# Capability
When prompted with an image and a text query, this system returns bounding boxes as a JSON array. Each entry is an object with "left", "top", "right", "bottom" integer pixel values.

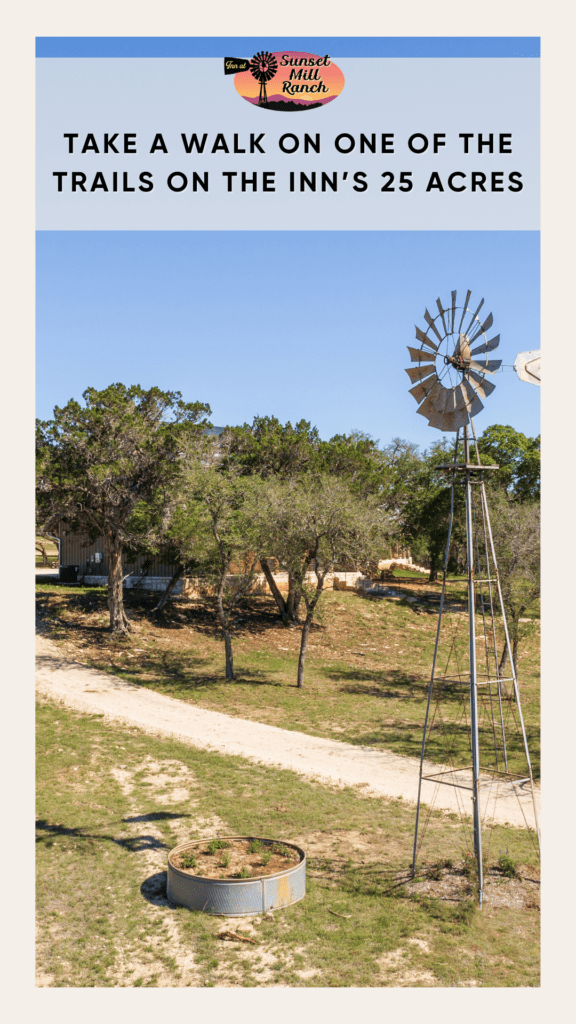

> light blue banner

[{"left": 36, "top": 56, "right": 539, "bottom": 231}]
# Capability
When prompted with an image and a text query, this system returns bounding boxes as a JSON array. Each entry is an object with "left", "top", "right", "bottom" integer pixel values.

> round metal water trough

[{"left": 167, "top": 837, "right": 306, "bottom": 917}]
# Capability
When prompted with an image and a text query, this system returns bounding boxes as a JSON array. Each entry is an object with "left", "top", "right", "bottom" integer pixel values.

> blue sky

[
  {"left": 36, "top": 37, "right": 540, "bottom": 58},
  {"left": 36, "top": 230, "right": 540, "bottom": 451}
]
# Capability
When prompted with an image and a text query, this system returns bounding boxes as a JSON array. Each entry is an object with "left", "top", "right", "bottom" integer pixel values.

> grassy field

[
  {"left": 36, "top": 578, "right": 541, "bottom": 778},
  {"left": 36, "top": 697, "right": 540, "bottom": 988}
]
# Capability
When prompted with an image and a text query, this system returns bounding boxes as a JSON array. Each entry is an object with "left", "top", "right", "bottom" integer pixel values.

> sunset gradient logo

[{"left": 225, "top": 51, "right": 345, "bottom": 113}]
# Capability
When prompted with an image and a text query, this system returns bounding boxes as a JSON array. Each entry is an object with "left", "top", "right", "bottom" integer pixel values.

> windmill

[
  {"left": 248, "top": 51, "right": 278, "bottom": 106},
  {"left": 406, "top": 291, "right": 540, "bottom": 907}
]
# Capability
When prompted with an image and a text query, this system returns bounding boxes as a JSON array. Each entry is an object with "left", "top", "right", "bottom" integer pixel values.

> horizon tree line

[{"left": 36, "top": 383, "right": 540, "bottom": 683}]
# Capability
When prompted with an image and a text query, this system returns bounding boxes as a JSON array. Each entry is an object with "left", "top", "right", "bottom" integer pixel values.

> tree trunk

[
  {"left": 297, "top": 613, "right": 313, "bottom": 688},
  {"left": 36, "top": 542, "right": 49, "bottom": 566},
  {"left": 287, "top": 576, "right": 302, "bottom": 625},
  {"left": 260, "top": 558, "right": 290, "bottom": 624},
  {"left": 499, "top": 610, "right": 521, "bottom": 677},
  {"left": 106, "top": 534, "right": 131, "bottom": 633},
  {"left": 154, "top": 564, "right": 184, "bottom": 616},
  {"left": 216, "top": 580, "right": 235, "bottom": 680},
  {"left": 223, "top": 630, "right": 234, "bottom": 680},
  {"left": 499, "top": 637, "right": 519, "bottom": 678}
]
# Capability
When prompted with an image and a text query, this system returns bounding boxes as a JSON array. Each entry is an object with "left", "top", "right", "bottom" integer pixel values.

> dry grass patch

[{"left": 36, "top": 584, "right": 540, "bottom": 778}]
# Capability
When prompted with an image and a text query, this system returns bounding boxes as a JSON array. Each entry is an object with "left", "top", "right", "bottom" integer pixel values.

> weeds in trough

[
  {"left": 207, "top": 839, "right": 230, "bottom": 856},
  {"left": 272, "top": 843, "right": 292, "bottom": 858}
]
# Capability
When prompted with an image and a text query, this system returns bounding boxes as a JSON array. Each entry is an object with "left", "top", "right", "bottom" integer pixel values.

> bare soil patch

[{"left": 171, "top": 838, "right": 301, "bottom": 880}]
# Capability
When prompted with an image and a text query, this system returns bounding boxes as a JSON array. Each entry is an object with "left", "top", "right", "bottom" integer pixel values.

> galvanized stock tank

[{"left": 167, "top": 837, "right": 306, "bottom": 917}]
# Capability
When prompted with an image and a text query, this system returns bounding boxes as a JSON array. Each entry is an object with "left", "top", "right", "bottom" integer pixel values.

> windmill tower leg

[
  {"left": 464, "top": 425, "right": 484, "bottom": 905},
  {"left": 480, "top": 477, "right": 541, "bottom": 847},
  {"left": 412, "top": 433, "right": 459, "bottom": 876}
]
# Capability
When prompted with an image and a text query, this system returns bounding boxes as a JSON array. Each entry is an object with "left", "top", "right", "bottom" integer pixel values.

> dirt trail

[{"left": 36, "top": 633, "right": 539, "bottom": 830}]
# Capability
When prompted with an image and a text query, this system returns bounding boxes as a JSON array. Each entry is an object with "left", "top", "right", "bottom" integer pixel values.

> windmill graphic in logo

[{"left": 248, "top": 51, "right": 278, "bottom": 106}]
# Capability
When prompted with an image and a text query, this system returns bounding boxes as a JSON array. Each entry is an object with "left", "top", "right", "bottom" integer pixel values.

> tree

[
  {"left": 185, "top": 468, "right": 265, "bottom": 680},
  {"left": 477, "top": 425, "right": 540, "bottom": 501},
  {"left": 36, "top": 384, "right": 211, "bottom": 633},
  {"left": 35, "top": 532, "right": 58, "bottom": 566},
  {"left": 220, "top": 416, "right": 322, "bottom": 624},
  {"left": 487, "top": 487, "right": 540, "bottom": 674},
  {"left": 222, "top": 418, "right": 396, "bottom": 624},
  {"left": 221, "top": 415, "right": 321, "bottom": 480},
  {"left": 259, "top": 475, "right": 387, "bottom": 688},
  {"left": 401, "top": 437, "right": 466, "bottom": 581},
  {"left": 125, "top": 432, "right": 221, "bottom": 617}
]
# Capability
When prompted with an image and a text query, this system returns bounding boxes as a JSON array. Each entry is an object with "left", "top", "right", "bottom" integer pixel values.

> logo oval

[{"left": 234, "top": 51, "right": 345, "bottom": 112}]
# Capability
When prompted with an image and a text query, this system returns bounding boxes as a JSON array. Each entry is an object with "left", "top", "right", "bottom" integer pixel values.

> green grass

[
  {"left": 36, "top": 584, "right": 541, "bottom": 779},
  {"left": 36, "top": 698, "right": 540, "bottom": 988}
]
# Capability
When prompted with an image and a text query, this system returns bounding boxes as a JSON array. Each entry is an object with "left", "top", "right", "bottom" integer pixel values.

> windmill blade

[
  {"left": 453, "top": 384, "right": 469, "bottom": 412},
  {"left": 426, "top": 408, "right": 459, "bottom": 432},
  {"left": 460, "top": 379, "right": 484, "bottom": 418},
  {"left": 453, "top": 405, "right": 471, "bottom": 430},
  {"left": 469, "top": 312, "right": 494, "bottom": 344},
  {"left": 458, "top": 289, "right": 472, "bottom": 333},
  {"left": 450, "top": 290, "right": 457, "bottom": 333},
  {"left": 469, "top": 358, "right": 502, "bottom": 375},
  {"left": 436, "top": 297, "right": 449, "bottom": 337},
  {"left": 443, "top": 388, "right": 471, "bottom": 429},
  {"left": 434, "top": 392, "right": 466, "bottom": 431},
  {"left": 407, "top": 346, "right": 436, "bottom": 364},
  {"left": 470, "top": 334, "right": 500, "bottom": 357},
  {"left": 415, "top": 326, "right": 438, "bottom": 351},
  {"left": 424, "top": 309, "right": 444, "bottom": 343},
  {"left": 468, "top": 370, "right": 496, "bottom": 399},
  {"left": 464, "top": 297, "right": 485, "bottom": 337},
  {"left": 416, "top": 381, "right": 444, "bottom": 420},
  {"left": 418, "top": 386, "right": 465, "bottom": 432},
  {"left": 434, "top": 384, "right": 454, "bottom": 415},
  {"left": 405, "top": 365, "right": 437, "bottom": 385},
  {"left": 409, "top": 378, "right": 437, "bottom": 403}
]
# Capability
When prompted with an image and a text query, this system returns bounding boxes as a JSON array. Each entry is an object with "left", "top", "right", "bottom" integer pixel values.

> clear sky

[{"left": 36, "top": 230, "right": 540, "bottom": 451}]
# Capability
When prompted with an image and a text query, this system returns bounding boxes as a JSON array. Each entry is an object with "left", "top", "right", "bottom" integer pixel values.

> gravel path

[{"left": 36, "top": 633, "right": 539, "bottom": 831}]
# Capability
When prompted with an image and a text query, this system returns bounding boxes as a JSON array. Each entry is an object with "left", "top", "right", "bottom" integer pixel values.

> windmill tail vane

[{"left": 405, "top": 289, "right": 502, "bottom": 432}]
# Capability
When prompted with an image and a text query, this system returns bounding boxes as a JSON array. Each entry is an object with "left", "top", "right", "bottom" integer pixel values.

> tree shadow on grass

[
  {"left": 322, "top": 666, "right": 427, "bottom": 701},
  {"left": 126, "top": 653, "right": 286, "bottom": 693},
  {"left": 37, "top": 588, "right": 310, "bottom": 642},
  {"left": 35, "top": 812, "right": 190, "bottom": 853},
  {"left": 328, "top": 667, "right": 477, "bottom": 708},
  {"left": 310, "top": 853, "right": 414, "bottom": 899}
]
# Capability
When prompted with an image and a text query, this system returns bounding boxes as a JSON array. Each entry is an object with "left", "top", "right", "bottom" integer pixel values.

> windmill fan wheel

[
  {"left": 248, "top": 51, "right": 278, "bottom": 83},
  {"left": 405, "top": 289, "right": 502, "bottom": 432}
]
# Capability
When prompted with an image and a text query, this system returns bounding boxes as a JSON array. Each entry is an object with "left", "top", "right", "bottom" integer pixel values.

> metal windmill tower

[
  {"left": 406, "top": 290, "right": 540, "bottom": 907},
  {"left": 248, "top": 51, "right": 279, "bottom": 106}
]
